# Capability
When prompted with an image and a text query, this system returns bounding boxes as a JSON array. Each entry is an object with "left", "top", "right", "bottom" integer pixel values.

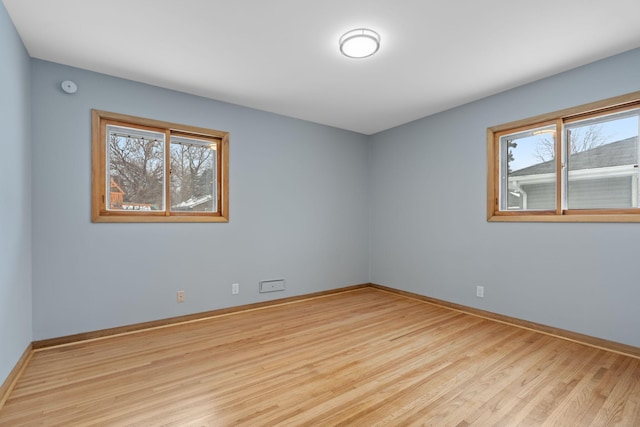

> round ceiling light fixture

[{"left": 339, "top": 28, "right": 380, "bottom": 58}]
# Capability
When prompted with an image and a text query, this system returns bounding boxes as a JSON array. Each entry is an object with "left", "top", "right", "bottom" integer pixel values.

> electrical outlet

[
  {"left": 177, "top": 291, "right": 185, "bottom": 303},
  {"left": 232, "top": 283, "right": 239, "bottom": 295},
  {"left": 476, "top": 286, "right": 484, "bottom": 298}
]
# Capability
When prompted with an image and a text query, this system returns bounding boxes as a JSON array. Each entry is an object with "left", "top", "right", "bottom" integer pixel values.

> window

[
  {"left": 488, "top": 91, "right": 640, "bottom": 222},
  {"left": 92, "top": 110, "right": 229, "bottom": 222}
]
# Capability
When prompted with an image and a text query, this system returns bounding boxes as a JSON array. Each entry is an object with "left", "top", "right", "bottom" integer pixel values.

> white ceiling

[{"left": 4, "top": 0, "right": 640, "bottom": 135}]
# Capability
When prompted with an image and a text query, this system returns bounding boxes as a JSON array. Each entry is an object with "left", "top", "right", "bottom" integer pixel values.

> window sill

[
  {"left": 488, "top": 213, "right": 640, "bottom": 223},
  {"left": 91, "top": 213, "right": 229, "bottom": 223}
]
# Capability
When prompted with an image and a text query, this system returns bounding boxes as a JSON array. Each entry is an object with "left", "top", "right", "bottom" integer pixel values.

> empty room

[{"left": 2, "top": 0, "right": 640, "bottom": 425}]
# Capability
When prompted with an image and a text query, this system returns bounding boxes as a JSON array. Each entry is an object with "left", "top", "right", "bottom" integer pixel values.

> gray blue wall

[
  {"left": 30, "top": 60, "right": 370, "bottom": 340},
  {"left": 370, "top": 48, "right": 640, "bottom": 347},
  {"left": 0, "top": 3, "right": 32, "bottom": 384}
]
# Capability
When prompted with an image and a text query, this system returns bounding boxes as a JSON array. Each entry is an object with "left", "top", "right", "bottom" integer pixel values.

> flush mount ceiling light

[{"left": 339, "top": 28, "right": 380, "bottom": 58}]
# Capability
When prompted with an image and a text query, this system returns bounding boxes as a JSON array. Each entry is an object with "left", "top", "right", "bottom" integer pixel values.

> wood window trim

[
  {"left": 487, "top": 91, "right": 640, "bottom": 223},
  {"left": 92, "top": 110, "right": 229, "bottom": 223}
]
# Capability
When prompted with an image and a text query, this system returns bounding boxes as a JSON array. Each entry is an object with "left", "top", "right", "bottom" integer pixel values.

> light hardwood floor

[{"left": 1, "top": 288, "right": 639, "bottom": 426}]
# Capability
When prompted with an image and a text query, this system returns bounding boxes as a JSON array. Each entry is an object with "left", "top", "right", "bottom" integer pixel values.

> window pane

[
  {"left": 566, "top": 110, "right": 639, "bottom": 209},
  {"left": 106, "top": 125, "right": 165, "bottom": 211},
  {"left": 500, "top": 125, "right": 556, "bottom": 211},
  {"left": 170, "top": 136, "right": 217, "bottom": 212}
]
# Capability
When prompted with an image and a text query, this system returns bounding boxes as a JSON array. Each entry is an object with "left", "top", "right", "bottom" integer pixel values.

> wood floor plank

[{"left": 1, "top": 288, "right": 639, "bottom": 426}]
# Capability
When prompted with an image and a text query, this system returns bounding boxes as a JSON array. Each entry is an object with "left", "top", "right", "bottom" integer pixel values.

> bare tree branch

[{"left": 532, "top": 124, "right": 610, "bottom": 163}]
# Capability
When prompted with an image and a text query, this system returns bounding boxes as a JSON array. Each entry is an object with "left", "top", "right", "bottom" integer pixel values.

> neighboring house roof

[
  {"left": 109, "top": 177, "right": 125, "bottom": 195},
  {"left": 172, "top": 194, "right": 213, "bottom": 210},
  {"left": 511, "top": 136, "right": 638, "bottom": 176}
]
